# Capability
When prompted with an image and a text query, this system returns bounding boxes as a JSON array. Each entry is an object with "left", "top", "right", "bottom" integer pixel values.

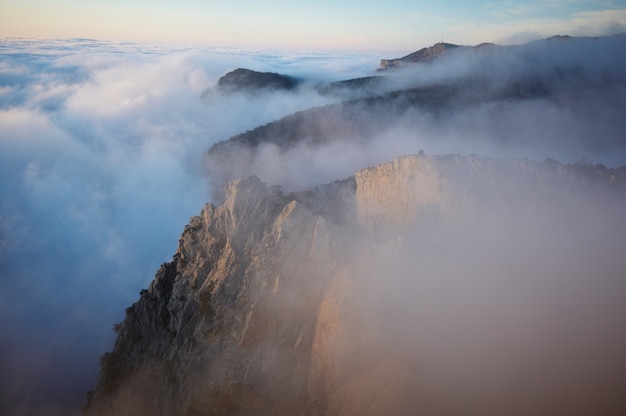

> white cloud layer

[
  {"left": 2, "top": 34, "right": 626, "bottom": 414},
  {"left": 0, "top": 38, "right": 381, "bottom": 415}
]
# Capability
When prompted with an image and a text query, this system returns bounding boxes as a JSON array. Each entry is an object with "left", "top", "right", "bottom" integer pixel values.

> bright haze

[
  {"left": 1, "top": 1, "right": 626, "bottom": 415},
  {"left": 2, "top": 0, "right": 626, "bottom": 49}
]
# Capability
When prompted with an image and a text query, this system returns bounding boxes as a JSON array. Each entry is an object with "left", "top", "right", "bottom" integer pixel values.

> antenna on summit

[{"left": 440, "top": 34, "right": 443, "bottom": 44}]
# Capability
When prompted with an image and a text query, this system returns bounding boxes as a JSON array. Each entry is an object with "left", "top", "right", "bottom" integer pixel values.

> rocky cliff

[
  {"left": 379, "top": 42, "right": 467, "bottom": 70},
  {"left": 84, "top": 154, "right": 626, "bottom": 416}
]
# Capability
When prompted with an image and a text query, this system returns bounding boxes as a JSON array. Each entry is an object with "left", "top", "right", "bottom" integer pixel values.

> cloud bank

[
  {"left": 0, "top": 38, "right": 381, "bottom": 415},
  {"left": 206, "top": 35, "right": 626, "bottom": 194},
  {"left": 2, "top": 34, "right": 626, "bottom": 415}
]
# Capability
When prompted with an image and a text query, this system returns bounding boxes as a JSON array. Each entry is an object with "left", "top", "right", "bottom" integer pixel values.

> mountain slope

[
  {"left": 205, "top": 34, "right": 626, "bottom": 192},
  {"left": 84, "top": 154, "right": 626, "bottom": 416},
  {"left": 379, "top": 42, "right": 469, "bottom": 70},
  {"left": 377, "top": 34, "right": 612, "bottom": 71}
]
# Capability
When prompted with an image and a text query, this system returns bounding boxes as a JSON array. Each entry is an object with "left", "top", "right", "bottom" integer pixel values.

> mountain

[
  {"left": 202, "top": 68, "right": 300, "bottom": 97},
  {"left": 205, "top": 34, "right": 626, "bottom": 193},
  {"left": 376, "top": 34, "right": 602, "bottom": 71},
  {"left": 206, "top": 72, "right": 567, "bottom": 190},
  {"left": 379, "top": 42, "right": 471, "bottom": 70},
  {"left": 203, "top": 34, "right": 626, "bottom": 101},
  {"left": 84, "top": 154, "right": 626, "bottom": 416},
  {"left": 84, "top": 34, "right": 626, "bottom": 415}
]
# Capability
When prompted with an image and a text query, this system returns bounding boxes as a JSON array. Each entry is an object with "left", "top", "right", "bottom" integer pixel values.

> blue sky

[{"left": 1, "top": 0, "right": 626, "bottom": 49}]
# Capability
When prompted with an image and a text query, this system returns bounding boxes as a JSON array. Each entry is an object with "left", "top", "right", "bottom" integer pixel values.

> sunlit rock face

[
  {"left": 354, "top": 156, "right": 443, "bottom": 230},
  {"left": 84, "top": 154, "right": 626, "bottom": 416}
]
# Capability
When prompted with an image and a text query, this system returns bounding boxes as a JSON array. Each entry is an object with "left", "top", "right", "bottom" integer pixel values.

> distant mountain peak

[
  {"left": 379, "top": 42, "right": 467, "bottom": 70},
  {"left": 214, "top": 68, "right": 299, "bottom": 94},
  {"left": 378, "top": 34, "right": 626, "bottom": 71}
]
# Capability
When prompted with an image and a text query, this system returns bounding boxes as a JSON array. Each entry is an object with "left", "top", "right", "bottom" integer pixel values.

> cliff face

[{"left": 85, "top": 154, "right": 626, "bottom": 416}]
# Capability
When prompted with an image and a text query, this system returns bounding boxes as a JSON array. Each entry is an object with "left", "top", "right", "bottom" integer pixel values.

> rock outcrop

[
  {"left": 202, "top": 68, "right": 299, "bottom": 97},
  {"left": 379, "top": 42, "right": 467, "bottom": 70},
  {"left": 85, "top": 154, "right": 626, "bottom": 416}
]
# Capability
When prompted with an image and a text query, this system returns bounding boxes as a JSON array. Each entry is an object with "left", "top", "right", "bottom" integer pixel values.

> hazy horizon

[{"left": 2, "top": 1, "right": 626, "bottom": 50}]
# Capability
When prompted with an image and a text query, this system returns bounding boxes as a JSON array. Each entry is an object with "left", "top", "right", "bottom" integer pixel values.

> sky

[
  {"left": 1, "top": 2, "right": 625, "bottom": 415},
  {"left": 1, "top": 0, "right": 626, "bottom": 49}
]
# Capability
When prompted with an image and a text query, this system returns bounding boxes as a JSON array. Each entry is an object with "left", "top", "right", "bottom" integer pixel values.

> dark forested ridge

[{"left": 206, "top": 33, "right": 626, "bottom": 188}]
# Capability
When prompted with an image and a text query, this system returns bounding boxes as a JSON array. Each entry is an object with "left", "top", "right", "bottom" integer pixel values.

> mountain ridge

[
  {"left": 204, "top": 33, "right": 626, "bottom": 194},
  {"left": 379, "top": 41, "right": 468, "bottom": 70},
  {"left": 84, "top": 153, "right": 626, "bottom": 415},
  {"left": 83, "top": 32, "right": 626, "bottom": 416},
  {"left": 378, "top": 33, "right": 625, "bottom": 71}
]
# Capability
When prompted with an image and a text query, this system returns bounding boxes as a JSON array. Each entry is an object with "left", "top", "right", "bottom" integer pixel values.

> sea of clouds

[
  {"left": 2, "top": 34, "right": 626, "bottom": 415},
  {"left": 0, "top": 38, "right": 386, "bottom": 415}
]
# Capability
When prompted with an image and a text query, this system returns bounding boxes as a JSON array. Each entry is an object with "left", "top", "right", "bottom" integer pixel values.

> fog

[
  {"left": 199, "top": 35, "right": 626, "bottom": 414},
  {"left": 0, "top": 38, "right": 381, "bottom": 415},
  {"left": 209, "top": 35, "right": 626, "bottom": 193},
  {"left": 345, "top": 161, "right": 626, "bottom": 414},
  {"left": 2, "top": 35, "right": 626, "bottom": 415}
]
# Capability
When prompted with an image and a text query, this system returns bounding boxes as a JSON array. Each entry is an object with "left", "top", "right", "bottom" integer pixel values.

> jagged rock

[{"left": 85, "top": 154, "right": 626, "bottom": 416}]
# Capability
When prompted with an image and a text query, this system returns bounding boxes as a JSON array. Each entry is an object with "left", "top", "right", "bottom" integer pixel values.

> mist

[
  {"left": 91, "top": 153, "right": 626, "bottom": 415},
  {"left": 192, "top": 36, "right": 625, "bottom": 413},
  {"left": 2, "top": 34, "right": 626, "bottom": 415},
  {"left": 353, "top": 184, "right": 626, "bottom": 415},
  {"left": 0, "top": 38, "right": 381, "bottom": 415},
  {"left": 208, "top": 35, "right": 626, "bottom": 193}
]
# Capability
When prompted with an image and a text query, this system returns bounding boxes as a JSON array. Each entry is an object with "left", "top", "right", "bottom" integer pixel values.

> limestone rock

[{"left": 85, "top": 154, "right": 626, "bottom": 416}]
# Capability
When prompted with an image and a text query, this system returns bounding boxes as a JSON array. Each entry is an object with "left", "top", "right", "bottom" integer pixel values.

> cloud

[
  {"left": 355, "top": 179, "right": 626, "bottom": 414},
  {"left": 0, "top": 38, "right": 379, "bottom": 414},
  {"left": 3, "top": 34, "right": 626, "bottom": 414},
  {"left": 568, "top": 9, "right": 626, "bottom": 35},
  {"left": 453, "top": 7, "right": 626, "bottom": 45},
  {"left": 207, "top": 35, "right": 626, "bottom": 196}
]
